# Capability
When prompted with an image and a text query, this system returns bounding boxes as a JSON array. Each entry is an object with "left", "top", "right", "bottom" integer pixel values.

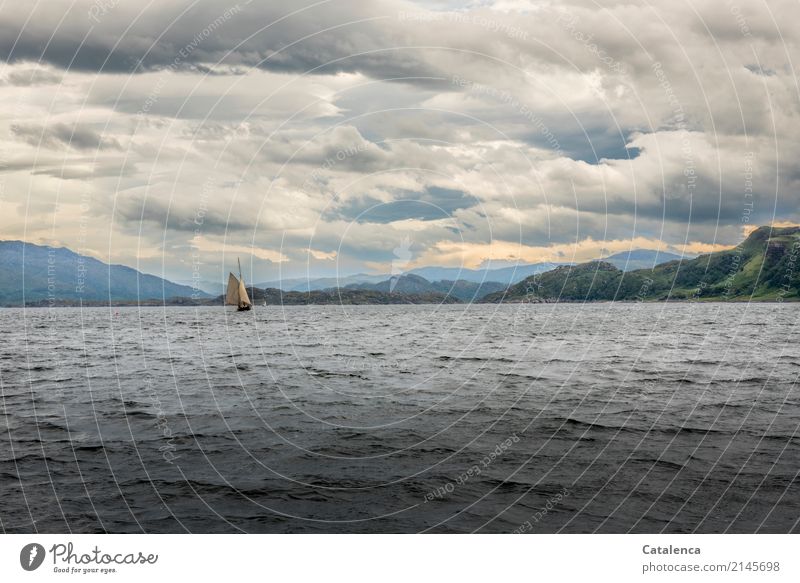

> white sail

[
  {"left": 238, "top": 278, "right": 251, "bottom": 308},
  {"left": 227, "top": 259, "right": 252, "bottom": 310},
  {"left": 226, "top": 272, "right": 240, "bottom": 305}
]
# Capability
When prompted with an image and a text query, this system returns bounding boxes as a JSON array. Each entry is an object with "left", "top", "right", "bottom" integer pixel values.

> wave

[{"left": 629, "top": 457, "right": 686, "bottom": 471}]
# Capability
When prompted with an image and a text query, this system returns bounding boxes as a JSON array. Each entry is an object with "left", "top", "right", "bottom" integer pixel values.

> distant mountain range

[
  {"left": 481, "top": 226, "right": 800, "bottom": 303},
  {"left": 342, "top": 273, "right": 507, "bottom": 302},
  {"left": 246, "top": 286, "right": 461, "bottom": 305},
  {"left": 406, "top": 262, "right": 564, "bottom": 284},
  {"left": 0, "top": 241, "right": 206, "bottom": 306},
  {"left": 256, "top": 273, "right": 390, "bottom": 292},
  {"left": 601, "top": 249, "right": 686, "bottom": 271},
  {"left": 256, "top": 250, "right": 684, "bottom": 292},
  {"left": 255, "top": 262, "right": 566, "bottom": 291},
  {"left": 7, "top": 235, "right": 786, "bottom": 307}
]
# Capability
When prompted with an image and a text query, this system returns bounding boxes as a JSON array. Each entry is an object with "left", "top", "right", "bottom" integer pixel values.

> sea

[{"left": 1, "top": 303, "right": 798, "bottom": 533}]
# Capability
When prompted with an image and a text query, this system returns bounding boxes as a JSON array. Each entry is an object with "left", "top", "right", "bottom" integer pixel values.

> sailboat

[{"left": 226, "top": 258, "right": 252, "bottom": 311}]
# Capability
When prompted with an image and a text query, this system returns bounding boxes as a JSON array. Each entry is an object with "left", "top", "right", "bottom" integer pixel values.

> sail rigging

[
  {"left": 226, "top": 273, "right": 240, "bottom": 305},
  {"left": 237, "top": 277, "right": 251, "bottom": 306},
  {"left": 225, "top": 258, "right": 252, "bottom": 310}
]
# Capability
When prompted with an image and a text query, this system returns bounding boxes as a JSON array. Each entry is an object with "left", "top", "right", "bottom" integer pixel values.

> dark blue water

[{"left": 1, "top": 303, "right": 798, "bottom": 533}]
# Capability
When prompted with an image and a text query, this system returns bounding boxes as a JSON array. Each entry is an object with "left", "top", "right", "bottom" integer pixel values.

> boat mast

[{"left": 237, "top": 257, "right": 253, "bottom": 307}]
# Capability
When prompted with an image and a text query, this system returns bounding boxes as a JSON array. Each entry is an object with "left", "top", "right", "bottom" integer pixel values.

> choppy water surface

[{"left": 1, "top": 303, "right": 799, "bottom": 533}]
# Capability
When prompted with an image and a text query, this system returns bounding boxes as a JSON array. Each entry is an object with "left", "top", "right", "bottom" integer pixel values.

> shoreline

[{"left": 4, "top": 298, "right": 797, "bottom": 308}]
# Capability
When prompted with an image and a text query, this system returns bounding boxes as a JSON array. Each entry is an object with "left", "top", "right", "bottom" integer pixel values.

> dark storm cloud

[
  {"left": 0, "top": 1, "right": 440, "bottom": 81},
  {"left": 329, "top": 186, "right": 476, "bottom": 224},
  {"left": 115, "top": 193, "right": 255, "bottom": 234},
  {"left": 2, "top": 0, "right": 799, "bottom": 278},
  {"left": 10, "top": 122, "right": 121, "bottom": 151}
]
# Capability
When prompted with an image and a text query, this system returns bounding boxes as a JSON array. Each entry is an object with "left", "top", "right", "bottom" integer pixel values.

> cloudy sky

[{"left": 0, "top": 0, "right": 797, "bottom": 285}]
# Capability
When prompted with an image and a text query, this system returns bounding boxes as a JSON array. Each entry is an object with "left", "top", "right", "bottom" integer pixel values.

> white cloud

[{"left": 0, "top": 0, "right": 797, "bottom": 280}]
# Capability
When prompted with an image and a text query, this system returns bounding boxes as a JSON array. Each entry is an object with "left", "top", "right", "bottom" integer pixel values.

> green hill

[
  {"left": 343, "top": 273, "right": 507, "bottom": 301},
  {"left": 245, "top": 286, "right": 461, "bottom": 305},
  {"left": 481, "top": 226, "right": 800, "bottom": 303}
]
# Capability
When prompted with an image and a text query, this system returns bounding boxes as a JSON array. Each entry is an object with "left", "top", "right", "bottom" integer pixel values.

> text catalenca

[{"left": 642, "top": 545, "right": 700, "bottom": 555}]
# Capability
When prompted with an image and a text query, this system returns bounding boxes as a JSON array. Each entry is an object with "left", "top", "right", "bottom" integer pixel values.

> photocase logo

[{"left": 20, "top": 543, "right": 46, "bottom": 571}]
